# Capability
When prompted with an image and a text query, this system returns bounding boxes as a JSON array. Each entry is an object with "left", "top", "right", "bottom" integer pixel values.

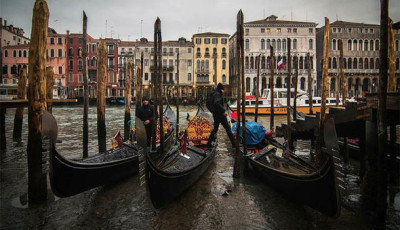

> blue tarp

[{"left": 231, "top": 121, "right": 267, "bottom": 146}]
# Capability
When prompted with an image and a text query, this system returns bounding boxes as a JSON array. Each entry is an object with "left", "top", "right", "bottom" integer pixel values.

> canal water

[{"left": 0, "top": 105, "right": 398, "bottom": 229}]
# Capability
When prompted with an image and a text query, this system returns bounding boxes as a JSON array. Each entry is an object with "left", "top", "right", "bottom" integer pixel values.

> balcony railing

[
  {"left": 196, "top": 53, "right": 201, "bottom": 58},
  {"left": 196, "top": 79, "right": 210, "bottom": 84},
  {"left": 221, "top": 53, "right": 227, "bottom": 58},
  {"left": 204, "top": 53, "right": 210, "bottom": 58}
]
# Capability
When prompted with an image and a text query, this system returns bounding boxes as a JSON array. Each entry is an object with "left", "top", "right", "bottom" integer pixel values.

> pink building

[
  {"left": 47, "top": 28, "right": 67, "bottom": 98},
  {"left": 2, "top": 44, "right": 29, "bottom": 85}
]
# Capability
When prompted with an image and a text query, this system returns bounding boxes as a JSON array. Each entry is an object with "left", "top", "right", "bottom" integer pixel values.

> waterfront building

[
  {"left": 65, "top": 31, "right": 98, "bottom": 98},
  {"left": 192, "top": 32, "right": 230, "bottom": 99},
  {"left": 120, "top": 37, "right": 194, "bottom": 99},
  {"left": 118, "top": 41, "right": 135, "bottom": 98},
  {"left": 316, "top": 20, "right": 400, "bottom": 98},
  {"left": 47, "top": 28, "right": 67, "bottom": 98},
  {"left": 229, "top": 15, "right": 317, "bottom": 97}
]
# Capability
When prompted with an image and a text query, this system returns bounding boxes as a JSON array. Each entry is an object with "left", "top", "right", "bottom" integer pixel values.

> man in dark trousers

[
  {"left": 207, "top": 83, "right": 236, "bottom": 148},
  {"left": 136, "top": 96, "right": 154, "bottom": 146}
]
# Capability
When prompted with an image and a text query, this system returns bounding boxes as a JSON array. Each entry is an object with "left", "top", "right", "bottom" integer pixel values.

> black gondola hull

[
  {"left": 50, "top": 144, "right": 140, "bottom": 197},
  {"left": 146, "top": 145, "right": 216, "bottom": 209}
]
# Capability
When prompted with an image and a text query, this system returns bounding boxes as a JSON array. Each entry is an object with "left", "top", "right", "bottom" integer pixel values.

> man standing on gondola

[
  {"left": 206, "top": 83, "right": 236, "bottom": 148},
  {"left": 137, "top": 96, "right": 154, "bottom": 146}
]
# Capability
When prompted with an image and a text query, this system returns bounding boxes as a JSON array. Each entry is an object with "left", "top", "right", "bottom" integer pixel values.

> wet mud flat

[{"left": 1, "top": 140, "right": 375, "bottom": 230}]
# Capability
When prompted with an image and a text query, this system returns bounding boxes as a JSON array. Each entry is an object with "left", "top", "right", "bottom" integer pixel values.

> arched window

[
  {"left": 245, "top": 39, "right": 249, "bottom": 50},
  {"left": 305, "top": 56, "right": 309, "bottom": 69},
  {"left": 213, "top": 47, "right": 217, "bottom": 55},
  {"left": 261, "top": 56, "right": 266, "bottom": 69},
  {"left": 262, "top": 77, "right": 267, "bottom": 90},
  {"left": 205, "top": 48, "right": 209, "bottom": 57},
  {"left": 396, "top": 58, "right": 399, "bottom": 70},
  {"left": 13, "top": 50, "right": 16, "bottom": 57},
  {"left": 266, "top": 39, "right": 271, "bottom": 49},
  {"left": 277, "top": 39, "right": 281, "bottom": 50},
  {"left": 332, "top": 57, "right": 337, "bottom": 69},
  {"left": 222, "top": 74, "right": 226, "bottom": 83},
  {"left": 205, "top": 60, "right": 209, "bottom": 71},
  {"left": 272, "top": 39, "right": 276, "bottom": 49},
  {"left": 276, "top": 77, "right": 282, "bottom": 88},
  {"left": 284, "top": 77, "right": 288, "bottom": 88},
  {"left": 23, "top": 50, "right": 27, "bottom": 57},
  {"left": 376, "top": 40, "right": 380, "bottom": 50},
  {"left": 348, "top": 58, "right": 352, "bottom": 69},
  {"left": 245, "top": 57, "right": 249, "bottom": 69},
  {"left": 395, "top": 40, "right": 399, "bottom": 51},
  {"left": 91, "top": 57, "right": 96, "bottom": 66},
  {"left": 343, "top": 58, "right": 347, "bottom": 69},
  {"left": 370, "top": 40, "right": 374, "bottom": 51},
  {"left": 370, "top": 58, "right": 374, "bottom": 69},
  {"left": 348, "top": 40, "right": 352, "bottom": 50},
  {"left": 4, "top": 50, "right": 8, "bottom": 57},
  {"left": 362, "top": 78, "right": 370, "bottom": 92},
  {"left": 359, "top": 39, "right": 363, "bottom": 50},
  {"left": 299, "top": 56, "right": 304, "bottom": 69},
  {"left": 328, "top": 57, "right": 332, "bottom": 69},
  {"left": 267, "top": 56, "right": 271, "bottom": 69},
  {"left": 309, "top": 39, "right": 313, "bottom": 50},
  {"left": 222, "top": 60, "right": 226, "bottom": 69},
  {"left": 261, "top": 39, "right": 265, "bottom": 49},
  {"left": 330, "top": 78, "right": 336, "bottom": 93},
  {"left": 333, "top": 39, "right": 337, "bottom": 50},
  {"left": 364, "top": 40, "right": 368, "bottom": 51},
  {"left": 364, "top": 58, "right": 369, "bottom": 69},
  {"left": 197, "top": 60, "right": 201, "bottom": 72},
  {"left": 359, "top": 58, "right": 363, "bottom": 69},
  {"left": 18, "top": 50, "right": 22, "bottom": 57},
  {"left": 282, "top": 39, "right": 286, "bottom": 51},
  {"left": 293, "top": 39, "right": 297, "bottom": 49},
  {"left": 250, "top": 56, "right": 254, "bottom": 69},
  {"left": 375, "top": 58, "right": 379, "bottom": 69},
  {"left": 348, "top": 78, "right": 353, "bottom": 94},
  {"left": 69, "top": 48, "right": 73, "bottom": 56},
  {"left": 353, "top": 58, "right": 357, "bottom": 69},
  {"left": 353, "top": 40, "right": 357, "bottom": 51},
  {"left": 300, "top": 77, "right": 306, "bottom": 90},
  {"left": 246, "top": 77, "right": 251, "bottom": 92}
]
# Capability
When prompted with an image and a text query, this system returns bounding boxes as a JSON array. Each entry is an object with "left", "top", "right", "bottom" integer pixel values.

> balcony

[
  {"left": 196, "top": 53, "right": 201, "bottom": 58},
  {"left": 196, "top": 78, "right": 210, "bottom": 84},
  {"left": 204, "top": 53, "right": 210, "bottom": 58},
  {"left": 213, "top": 53, "right": 218, "bottom": 58},
  {"left": 221, "top": 53, "right": 227, "bottom": 58},
  {"left": 196, "top": 69, "right": 209, "bottom": 74},
  {"left": 149, "top": 65, "right": 174, "bottom": 71}
]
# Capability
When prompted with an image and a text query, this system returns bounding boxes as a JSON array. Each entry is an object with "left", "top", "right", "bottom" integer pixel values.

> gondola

[
  {"left": 141, "top": 105, "right": 217, "bottom": 209},
  {"left": 235, "top": 117, "right": 341, "bottom": 217},
  {"left": 48, "top": 104, "right": 175, "bottom": 198}
]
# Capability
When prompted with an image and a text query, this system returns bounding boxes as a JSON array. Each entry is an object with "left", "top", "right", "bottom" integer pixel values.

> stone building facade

[{"left": 316, "top": 20, "right": 400, "bottom": 98}]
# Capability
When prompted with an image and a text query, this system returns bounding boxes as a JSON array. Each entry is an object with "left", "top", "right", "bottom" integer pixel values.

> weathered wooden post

[
  {"left": 254, "top": 54, "right": 261, "bottom": 122},
  {"left": 13, "top": 68, "right": 28, "bottom": 142},
  {"left": 176, "top": 52, "right": 180, "bottom": 139},
  {"left": 240, "top": 12, "right": 247, "bottom": 164},
  {"left": 152, "top": 18, "right": 163, "bottom": 152},
  {"left": 233, "top": 10, "right": 244, "bottom": 178},
  {"left": 97, "top": 39, "right": 107, "bottom": 153},
  {"left": 124, "top": 59, "right": 133, "bottom": 141},
  {"left": 293, "top": 56, "right": 298, "bottom": 121},
  {"left": 388, "top": 18, "right": 395, "bottom": 92},
  {"left": 339, "top": 40, "right": 346, "bottom": 106},
  {"left": 135, "top": 53, "right": 144, "bottom": 107},
  {"left": 286, "top": 38, "right": 292, "bottom": 148},
  {"left": 45, "top": 67, "right": 53, "bottom": 113},
  {"left": 316, "top": 17, "right": 330, "bottom": 164},
  {"left": 270, "top": 46, "right": 275, "bottom": 131},
  {"left": 375, "top": 0, "right": 389, "bottom": 226},
  {"left": 27, "top": 0, "right": 49, "bottom": 202},
  {"left": 82, "top": 11, "right": 89, "bottom": 158},
  {"left": 307, "top": 53, "right": 313, "bottom": 115}
]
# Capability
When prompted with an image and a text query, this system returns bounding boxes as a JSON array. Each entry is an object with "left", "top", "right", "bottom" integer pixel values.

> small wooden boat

[
  {"left": 238, "top": 118, "right": 341, "bottom": 217},
  {"left": 142, "top": 105, "right": 217, "bottom": 209}
]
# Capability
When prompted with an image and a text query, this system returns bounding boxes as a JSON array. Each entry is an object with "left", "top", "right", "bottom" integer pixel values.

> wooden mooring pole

[
  {"left": 254, "top": 54, "right": 261, "bottom": 123},
  {"left": 286, "top": 38, "right": 292, "bottom": 148},
  {"left": 388, "top": 18, "right": 395, "bottom": 92},
  {"left": 339, "top": 40, "right": 346, "bottom": 107},
  {"left": 27, "top": 0, "right": 49, "bottom": 202},
  {"left": 270, "top": 46, "right": 275, "bottom": 132},
  {"left": 97, "top": 39, "right": 107, "bottom": 153},
  {"left": 45, "top": 66, "right": 53, "bottom": 113},
  {"left": 307, "top": 53, "right": 313, "bottom": 115},
  {"left": 233, "top": 10, "right": 244, "bottom": 178},
  {"left": 124, "top": 59, "right": 133, "bottom": 141},
  {"left": 82, "top": 11, "right": 89, "bottom": 158},
  {"left": 176, "top": 52, "right": 180, "bottom": 139},
  {"left": 13, "top": 68, "right": 27, "bottom": 142},
  {"left": 293, "top": 55, "right": 298, "bottom": 122},
  {"left": 316, "top": 17, "right": 330, "bottom": 164}
]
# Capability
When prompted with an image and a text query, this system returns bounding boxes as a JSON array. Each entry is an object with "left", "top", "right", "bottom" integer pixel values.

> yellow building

[{"left": 192, "top": 32, "right": 230, "bottom": 99}]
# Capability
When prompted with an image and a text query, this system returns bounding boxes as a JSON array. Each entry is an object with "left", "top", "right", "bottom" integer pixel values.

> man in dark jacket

[
  {"left": 207, "top": 83, "right": 235, "bottom": 148},
  {"left": 137, "top": 96, "right": 154, "bottom": 146}
]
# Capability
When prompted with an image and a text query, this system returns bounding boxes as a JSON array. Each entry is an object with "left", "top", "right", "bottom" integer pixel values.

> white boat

[{"left": 230, "top": 88, "right": 355, "bottom": 115}]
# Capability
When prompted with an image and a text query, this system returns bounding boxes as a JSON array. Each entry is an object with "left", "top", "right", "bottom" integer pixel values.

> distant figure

[
  {"left": 206, "top": 83, "right": 235, "bottom": 148},
  {"left": 136, "top": 96, "right": 154, "bottom": 146}
]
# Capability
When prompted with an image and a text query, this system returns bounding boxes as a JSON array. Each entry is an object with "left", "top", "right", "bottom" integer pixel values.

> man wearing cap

[
  {"left": 137, "top": 96, "right": 154, "bottom": 146},
  {"left": 207, "top": 83, "right": 236, "bottom": 148}
]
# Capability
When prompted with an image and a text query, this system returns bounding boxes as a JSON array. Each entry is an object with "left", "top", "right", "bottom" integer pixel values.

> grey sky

[{"left": 1, "top": 0, "right": 399, "bottom": 41}]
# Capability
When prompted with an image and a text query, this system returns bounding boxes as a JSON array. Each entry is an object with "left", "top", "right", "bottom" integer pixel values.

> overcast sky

[{"left": 1, "top": 0, "right": 399, "bottom": 41}]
